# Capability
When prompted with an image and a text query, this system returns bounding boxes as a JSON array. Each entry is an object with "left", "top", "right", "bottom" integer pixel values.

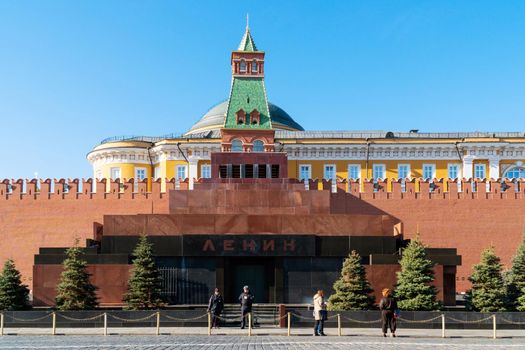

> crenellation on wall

[{"left": 0, "top": 177, "right": 524, "bottom": 200}]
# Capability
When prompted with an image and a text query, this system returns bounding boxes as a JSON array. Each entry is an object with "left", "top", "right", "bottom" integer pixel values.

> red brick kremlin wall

[
  {"left": 0, "top": 176, "right": 524, "bottom": 294},
  {"left": 0, "top": 178, "right": 170, "bottom": 291},
  {"left": 333, "top": 178, "right": 525, "bottom": 292}
]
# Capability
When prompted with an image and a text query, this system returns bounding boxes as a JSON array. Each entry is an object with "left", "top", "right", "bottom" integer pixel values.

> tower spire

[{"left": 246, "top": 13, "right": 249, "bottom": 31}]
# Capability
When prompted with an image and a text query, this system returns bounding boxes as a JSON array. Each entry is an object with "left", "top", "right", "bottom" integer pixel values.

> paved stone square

[{"left": 1, "top": 331, "right": 525, "bottom": 349}]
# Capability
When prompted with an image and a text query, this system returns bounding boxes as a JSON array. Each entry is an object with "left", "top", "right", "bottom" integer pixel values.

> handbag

[{"left": 393, "top": 309, "right": 400, "bottom": 318}]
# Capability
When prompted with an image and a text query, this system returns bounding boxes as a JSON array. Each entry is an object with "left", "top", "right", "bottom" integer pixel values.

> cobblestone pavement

[{"left": 1, "top": 335, "right": 525, "bottom": 349}]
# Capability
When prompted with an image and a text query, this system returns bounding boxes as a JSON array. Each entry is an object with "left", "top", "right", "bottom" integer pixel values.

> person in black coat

[
  {"left": 238, "top": 285, "right": 255, "bottom": 329},
  {"left": 207, "top": 288, "right": 224, "bottom": 329},
  {"left": 379, "top": 288, "right": 398, "bottom": 337}
]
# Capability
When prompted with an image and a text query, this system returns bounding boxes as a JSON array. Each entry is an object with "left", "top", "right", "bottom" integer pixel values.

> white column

[
  {"left": 188, "top": 157, "right": 199, "bottom": 190},
  {"left": 462, "top": 155, "right": 474, "bottom": 179},
  {"left": 488, "top": 156, "right": 500, "bottom": 180}
]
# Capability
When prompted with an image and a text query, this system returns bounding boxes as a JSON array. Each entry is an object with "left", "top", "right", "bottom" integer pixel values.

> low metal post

[
  {"left": 441, "top": 314, "right": 445, "bottom": 338},
  {"left": 207, "top": 312, "right": 211, "bottom": 336},
  {"left": 52, "top": 312, "right": 56, "bottom": 336},
  {"left": 156, "top": 311, "right": 160, "bottom": 336},
  {"left": 0, "top": 313, "right": 4, "bottom": 336},
  {"left": 493, "top": 314, "right": 497, "bottom": 339},
  {"left": 337, "top": 314, "right": 341, "bottom": 336},
  {"left": 103, "top": 313, "right": 107, "bottom": 336},
  {"left": 287, "top": 312, "right": 291, "bottom": 336},
  {"left": 248, "top": 313, "right": 252, "bottom": 336}
]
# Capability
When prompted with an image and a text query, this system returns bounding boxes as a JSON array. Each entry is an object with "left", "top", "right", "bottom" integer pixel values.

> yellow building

[{"left": 87, "top": 27, "right": 525, "bottom": 188}]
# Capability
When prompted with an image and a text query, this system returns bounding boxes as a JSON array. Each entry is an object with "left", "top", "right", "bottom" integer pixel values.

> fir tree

[
  {"left": 327, "top": 250, "right": 375, "bottom": 310},
  {"left": 395, "top": 236, "right": 440, "bottom": 310},
  {"left": 465, "top": 247, "right": 507, "bottom": 312},
  {"left": 0, "top": 259, "right": 30, "bottom": 311},
  {"left": 55, "top": 243, "right": 98, "bottom": 310},
  {"left": 508, "top": 233, "right": 525, "bottom": 311},
  {"left": 124, "top": 235, "right": 163, "bottom": 310}
]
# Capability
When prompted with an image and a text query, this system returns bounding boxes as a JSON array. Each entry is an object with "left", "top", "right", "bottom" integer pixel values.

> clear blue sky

[{"left": 1, "top": 1, "right": 524, "bottom": 179}]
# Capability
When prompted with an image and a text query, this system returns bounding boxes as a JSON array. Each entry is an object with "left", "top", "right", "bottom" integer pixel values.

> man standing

[
  {"left": 207, "top": 287, "right": 224, "bottom": 329},
  {"left": 238, "top": 285, "right": 255, "bottom": 329}
]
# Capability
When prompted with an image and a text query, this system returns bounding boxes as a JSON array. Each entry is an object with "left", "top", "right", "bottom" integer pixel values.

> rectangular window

[
  {"left": 135, "top": 167, "right": 146, "bottom": 181},
  {"left": 134, "top": 167, "right": 146, "bottom": 192},
  {"left": 299, "top": 164, "right": 311, "bottom": 181},
  {"left": 474, "top": 164, "right": 486, "bottom": 179},
  {"left": 176, "top": 165, "right": 187, "bottom": 180},
  {"left": 271, "top": 165, "right": 280, "bottom": 178},
  {"left": 110, "top": 167, "right": 121, "bottom": 180},
  {"left": 258, "top": 164, "right": 267, "bottom": 178},
  {"left": 448, "top": 164, "right": 460, "bottom": 179},
  {"left": 372, "top": 164, "right": 385, "bottom": 180},
  {"left": 232, "top": 165, "right": 241, "bottom": 178},
  {"left": 397, "top": 164, "right": 410, "bottom": 179},
  {"left": 422, "top": 164, "right": 435, "bottom": 179},
  {"left": 348, "top": 164, "right": 360, "bottom": 180},
  {"left": 201, "top": 164, "right": 211, "bottom": 179},
  {"left": 324, "top": 164, "right": 336, "bottom": 180},
  {"left": 219, "top": 165, "right": 228, "bottom": 178},
  {"left": 244, "top": 164, "right": 254, "bottom": 178}
]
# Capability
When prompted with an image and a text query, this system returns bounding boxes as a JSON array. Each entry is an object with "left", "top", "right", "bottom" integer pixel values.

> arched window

[
  {"left": 240, "top": 60, "right": 246, "bottom": 72},
  {"left": 252, "top": 60, "right": 258, "bottom": 72},
  {"left": 231, "top": 139, "right": 243, "bottom": 152},
  {"left": 253, "top": 140, "right": 264, "bottom": 152},
  {"left": 504, "top": 166, "right": 525, "bottom": 179}
]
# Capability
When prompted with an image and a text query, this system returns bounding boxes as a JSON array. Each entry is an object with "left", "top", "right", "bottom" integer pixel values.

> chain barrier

[
  {"left": 4, "top": 313, "right": 53, "bottom": 322},
  {"left": 397, "top": 315, "right": 443, "bottom": 323},
  {"left": 163, "top": 313, "right": 208, "bottom": 321},
  {"left": 342, "top": 316, "right": 381, "bottom": 324},
  {"left": 108, "top": 313, "right": 157, "bottom": 322},
  {"left": 445, "top": 315, "right": 494, "bottom": 324},
  {"left": 291, "top": 313, "right": 315, "bottom": 320},
  {"left": 214, "top": 314, "right": 243, "bottom": 321},
  {"left": 499, "top": 317, "right": 525, "bottom": 325},
  {"left": 57, "top": 313, "right": 105, "bottom": 322}
]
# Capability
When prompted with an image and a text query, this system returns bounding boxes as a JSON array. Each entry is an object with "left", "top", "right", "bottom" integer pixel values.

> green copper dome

[{"left": 185, "top": 100, "right": 304, "bottom": 135}]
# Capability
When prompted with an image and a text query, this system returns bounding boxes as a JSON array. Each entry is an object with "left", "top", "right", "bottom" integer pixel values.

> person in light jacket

[
  {"left": 379, "top": 288, "right": 398, "bottom": 337},
  {"left": 313, "top": 290, "right": 327, "bottom": 336},
  {"left": 207, "top": 288, "right": 224, "bottom": 329}
]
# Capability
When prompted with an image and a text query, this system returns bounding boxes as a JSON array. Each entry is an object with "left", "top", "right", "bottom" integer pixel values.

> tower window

[
  {"left": 231, "top": 139, "right": 243, "bottom": 152},
  {"left": 236, "top": 109, "right": 245, "bottom": 125},
  {"left": 250, "top": 109, "right": 260, "bottom": 125},
  {"left": 240, "top": 60, "right": 246, "bottom": 72},
  {"left": 252, "top": 60, "right": 258, "bottom": 72},
  {"left": 253, "top": 140, "right": 264, "bottom": 152}
]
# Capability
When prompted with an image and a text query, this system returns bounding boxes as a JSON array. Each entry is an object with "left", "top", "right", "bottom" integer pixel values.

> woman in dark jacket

[
  {"left": 207, "top": 288, "right": 224, "bottom": 329},
  {"left": 379, "top": 288, "right": 398, "bottom": 337}
]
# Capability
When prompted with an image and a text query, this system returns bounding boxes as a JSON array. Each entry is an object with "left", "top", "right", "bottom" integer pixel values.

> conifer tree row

[{"left": 327, "top": 250, "right": 375, "bottom": 310}]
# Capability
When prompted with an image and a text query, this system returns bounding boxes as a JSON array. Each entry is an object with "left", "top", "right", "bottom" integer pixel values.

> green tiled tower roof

[
  {"left": 238, "top": 27, "right": 258, "bottom": 52},
  {"left": 224, "top": 78, "right": 271, "bottom": 129}
]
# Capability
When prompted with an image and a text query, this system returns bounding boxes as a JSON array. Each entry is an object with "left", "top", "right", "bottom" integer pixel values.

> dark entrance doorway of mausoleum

[{"left": 224, "top": 257, "right": 274, "bottom": 303}]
